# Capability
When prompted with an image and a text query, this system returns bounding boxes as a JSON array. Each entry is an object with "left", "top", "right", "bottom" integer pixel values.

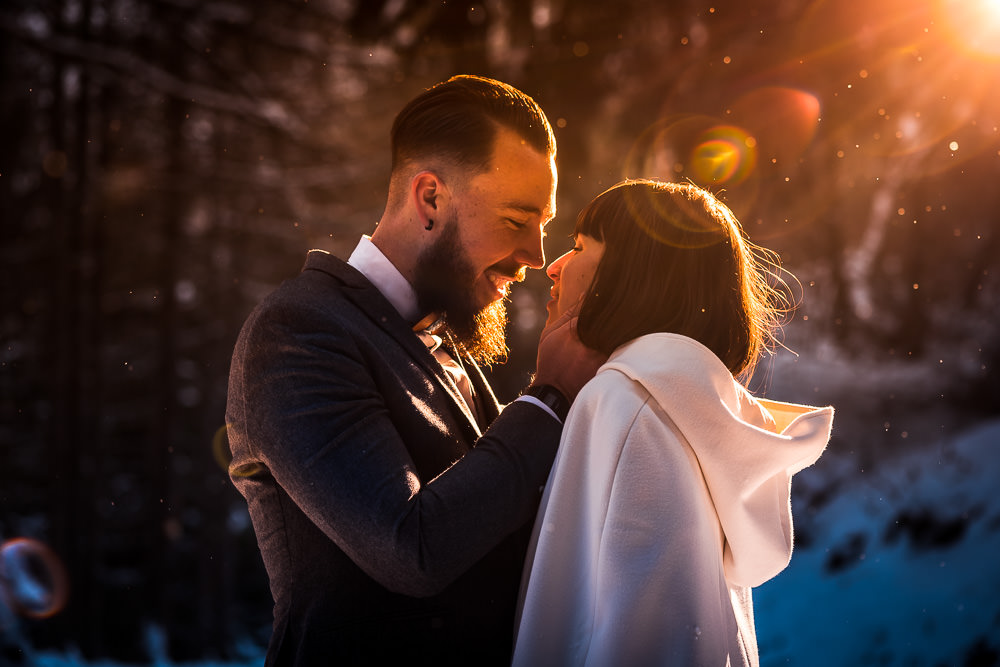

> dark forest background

[{"left": 1, "top": 0, "right": 998, "bottom": 662}]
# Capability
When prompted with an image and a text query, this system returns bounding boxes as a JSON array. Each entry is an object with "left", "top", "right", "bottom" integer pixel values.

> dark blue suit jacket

[{"left": 226, "top": 250, "right": 562, "bottom": 665}]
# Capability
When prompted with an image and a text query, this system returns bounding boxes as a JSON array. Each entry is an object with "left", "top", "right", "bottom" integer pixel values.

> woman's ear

[{"left": 411, "top": 171, "right": 447, "bottom": 232}]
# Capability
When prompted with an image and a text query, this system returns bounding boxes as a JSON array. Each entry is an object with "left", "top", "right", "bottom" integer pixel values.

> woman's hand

[{"left": 532, "top": 300, "right": 608, "bottom": 401}]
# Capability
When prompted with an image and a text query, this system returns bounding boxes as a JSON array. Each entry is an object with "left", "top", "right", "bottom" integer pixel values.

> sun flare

[{"left": 940, "top": 0, "right": 1000, "bottom": 60}]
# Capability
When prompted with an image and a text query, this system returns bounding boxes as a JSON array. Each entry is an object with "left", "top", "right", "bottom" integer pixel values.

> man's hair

[
  {"left": 390, "top": 75, "right": 556, "bottom": 177},
  {"left": 575, "top": 179, "right": 789, "bottom": 379}
]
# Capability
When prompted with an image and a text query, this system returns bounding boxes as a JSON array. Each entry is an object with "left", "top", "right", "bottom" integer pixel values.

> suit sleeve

[{"left": 227, "top": 297, "right": 562, "bottom": 597}]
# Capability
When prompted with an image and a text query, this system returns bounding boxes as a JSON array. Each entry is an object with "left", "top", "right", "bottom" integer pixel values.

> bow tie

[
  {"left": 416, "top": 329, "right": 443, "bottom": 354},
  {"left": 413, "top": 313, "right": 444, "bottom": 334},
  {"left": 413, "top": 326, "right": 480, "bottom": 428}
]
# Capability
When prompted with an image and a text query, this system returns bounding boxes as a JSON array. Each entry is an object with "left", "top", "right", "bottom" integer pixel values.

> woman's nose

[{"left": 546, "top": 250, "right": 570, "bottom": 282}]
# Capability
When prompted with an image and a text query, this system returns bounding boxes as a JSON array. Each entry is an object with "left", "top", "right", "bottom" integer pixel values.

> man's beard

[{"left": 412, "top": 218, "right": 510, "bottom": 366}]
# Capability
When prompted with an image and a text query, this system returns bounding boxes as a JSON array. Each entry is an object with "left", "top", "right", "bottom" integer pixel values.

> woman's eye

[{"left": 572, "top": 245, "right": 582, "bottom": 252}]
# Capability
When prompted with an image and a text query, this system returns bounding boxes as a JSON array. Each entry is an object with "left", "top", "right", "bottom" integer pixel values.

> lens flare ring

[
  {"left": 690, "top": 126, "right": 758, "bottom": 186},
  {"left": 0, "top": 538, "right": 70, "bottom": 619}
]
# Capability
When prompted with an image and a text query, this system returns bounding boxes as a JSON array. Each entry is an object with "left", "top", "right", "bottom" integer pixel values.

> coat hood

[{"left": 602, "top": 333, "right": 834, "bottom": 588}]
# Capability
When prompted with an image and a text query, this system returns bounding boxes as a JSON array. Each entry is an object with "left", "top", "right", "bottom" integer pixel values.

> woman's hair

[
  {"left": 575, "top": 179, "right": 789, "bottom": 379},
  {"left": 390, "top": 74, "right": 556, "bottom": 175}
]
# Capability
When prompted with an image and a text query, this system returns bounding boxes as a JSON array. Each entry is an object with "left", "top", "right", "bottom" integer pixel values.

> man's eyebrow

[
  {"left": 499, "top": 203, "right": 543, "bottom": 215},
  {"left": 499, "top": 202, "right": 557, "bottom": 222}
]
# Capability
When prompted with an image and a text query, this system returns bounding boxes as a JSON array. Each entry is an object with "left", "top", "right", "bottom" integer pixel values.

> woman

[{"left": 513, "top": 179, "right": 834, "bottom": 666}]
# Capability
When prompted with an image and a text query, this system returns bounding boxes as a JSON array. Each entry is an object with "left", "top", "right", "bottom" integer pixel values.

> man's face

[{"left": 413, "top": 127, "right": 557, "bottom": 363}]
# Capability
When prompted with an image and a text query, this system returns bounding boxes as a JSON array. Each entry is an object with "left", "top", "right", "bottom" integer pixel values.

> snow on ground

[{"left": 756, "top": 418, "right": 1000, "bottom": 666}]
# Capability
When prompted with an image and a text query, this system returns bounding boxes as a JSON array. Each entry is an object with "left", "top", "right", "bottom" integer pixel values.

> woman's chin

[{"left": 543, "top": 302, "right": 560, "bottom": 328}]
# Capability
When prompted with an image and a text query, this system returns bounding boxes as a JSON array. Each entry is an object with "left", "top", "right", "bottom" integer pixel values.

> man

[{"left": 226, "top": 75, "right": 604, "bottom": 665}]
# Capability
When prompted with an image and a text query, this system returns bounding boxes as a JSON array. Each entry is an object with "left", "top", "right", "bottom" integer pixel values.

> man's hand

[{"left": 532, "top": 302, "right": 608, "bottom": 401}]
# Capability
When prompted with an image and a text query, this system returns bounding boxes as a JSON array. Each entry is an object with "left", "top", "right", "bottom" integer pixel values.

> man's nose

[{"left": 516, "top": 226, "right": 546, "bottom": 270}]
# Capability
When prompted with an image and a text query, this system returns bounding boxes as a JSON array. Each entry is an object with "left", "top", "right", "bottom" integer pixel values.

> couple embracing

[{"left": 226, "top": 75, "right": 834, "bottom": 666}]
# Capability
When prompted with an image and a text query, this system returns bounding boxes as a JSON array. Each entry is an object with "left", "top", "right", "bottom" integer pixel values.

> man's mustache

[{"left": 489, "top": 263, "right": 528, "bottom": 284}]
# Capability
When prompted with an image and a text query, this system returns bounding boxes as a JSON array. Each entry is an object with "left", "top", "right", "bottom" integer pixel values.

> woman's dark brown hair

[{"left": 575, "top": 179, "right": 788, "bottom": 379}]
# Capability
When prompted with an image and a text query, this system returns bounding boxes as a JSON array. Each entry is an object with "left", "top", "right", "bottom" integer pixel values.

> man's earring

[{"left": 425, "top": 218, "right": 434, "bottom": 231}]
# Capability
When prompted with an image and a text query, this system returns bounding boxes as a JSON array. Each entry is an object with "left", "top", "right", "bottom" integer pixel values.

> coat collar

[{"left": 302, "top": 249, "right": 497, "bottom": 436}]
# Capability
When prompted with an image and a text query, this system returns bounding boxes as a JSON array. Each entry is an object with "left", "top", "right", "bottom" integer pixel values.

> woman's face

[{"left": 544, "top": 234, "right": 605, "bottom": 327}]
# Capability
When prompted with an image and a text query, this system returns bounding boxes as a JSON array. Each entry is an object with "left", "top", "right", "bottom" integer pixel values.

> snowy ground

[{"left": 756, "top": 418, "right": 1000, "bottom": 666}]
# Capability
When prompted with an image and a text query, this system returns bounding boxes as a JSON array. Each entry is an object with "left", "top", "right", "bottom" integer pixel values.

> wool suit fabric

[{"left": 227, "top": 250, "right": 562, "bottom": 665}]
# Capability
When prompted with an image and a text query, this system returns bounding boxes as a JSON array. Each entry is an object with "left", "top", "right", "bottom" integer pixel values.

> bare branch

[{"left": 2, "top": 19, "right": 309, "bottom": 139}]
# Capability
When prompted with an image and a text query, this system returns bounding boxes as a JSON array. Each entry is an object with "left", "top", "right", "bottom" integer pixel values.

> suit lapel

[
  {"left": 461, "top": 350, "right": 501, "bottom": 425},
  {"left": 304, "top": 251, "right": 484, "bottom": 438}
]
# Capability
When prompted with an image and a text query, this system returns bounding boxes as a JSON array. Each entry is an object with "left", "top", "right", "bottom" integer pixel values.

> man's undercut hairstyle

[
  {"left": 390, "top": 75, "right": 556, "bottom": 176},
  {"left": 575, "top": 179, "right": 789, "bottom": 380}
]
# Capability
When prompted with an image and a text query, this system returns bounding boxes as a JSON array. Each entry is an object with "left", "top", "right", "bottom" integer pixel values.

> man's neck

[
  {"left": 347, "top": 236, "right": 423, "bottom": 325},
  {"left": 370, "top": 221, "right": 419, "bottom": 285}
]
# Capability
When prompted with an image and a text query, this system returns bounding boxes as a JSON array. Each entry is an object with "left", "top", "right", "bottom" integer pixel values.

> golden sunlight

[{"left": 939, "top": 0, "right": 1000, "bottom": 60}]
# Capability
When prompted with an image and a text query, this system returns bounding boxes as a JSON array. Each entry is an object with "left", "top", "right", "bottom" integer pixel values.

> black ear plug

[{"left": 425, "top": 218, "right": 434, "bottom": 231}]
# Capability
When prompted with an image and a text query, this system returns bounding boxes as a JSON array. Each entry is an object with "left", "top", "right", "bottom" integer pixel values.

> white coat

[{"left": 513, "top": 333, "right": 834, "bottom": 667}]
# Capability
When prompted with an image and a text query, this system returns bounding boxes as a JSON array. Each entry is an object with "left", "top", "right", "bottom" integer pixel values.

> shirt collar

[{"left": 347, "top": 235, "right": 423, "bottom": 325}]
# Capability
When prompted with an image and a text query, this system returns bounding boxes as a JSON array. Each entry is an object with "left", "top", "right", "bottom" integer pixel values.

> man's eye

[
  {"left": 506, "top": 218, "right": 527, "bottom": 229},
  {"left": 572, "top": 245, "right": 582, "bottom": 252}
]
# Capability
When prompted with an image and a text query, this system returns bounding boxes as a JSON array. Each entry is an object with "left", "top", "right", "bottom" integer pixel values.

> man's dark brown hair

[{"left": 390, "top": 74, "right": 556, "bottom": 176}]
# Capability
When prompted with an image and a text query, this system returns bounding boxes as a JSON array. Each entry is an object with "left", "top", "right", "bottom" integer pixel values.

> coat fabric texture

[
  {"left": 226, "top": 250, "right": 562, "bottom": 665},
  {"left": 513, "top": 333, "right": 834, "bottom": 667}
]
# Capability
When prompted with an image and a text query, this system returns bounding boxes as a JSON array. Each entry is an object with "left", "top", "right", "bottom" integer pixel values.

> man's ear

[{"left": 411, "top": 171, "right": 447, "bottom": 232}]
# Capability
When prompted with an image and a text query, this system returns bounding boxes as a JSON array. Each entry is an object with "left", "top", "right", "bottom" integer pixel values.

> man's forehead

[
  {"left": 499, "top": 200, "right": 557, "bottom": 221},
  {"left": 473, "top": 134, "right": 557, "bottom": 220}
]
